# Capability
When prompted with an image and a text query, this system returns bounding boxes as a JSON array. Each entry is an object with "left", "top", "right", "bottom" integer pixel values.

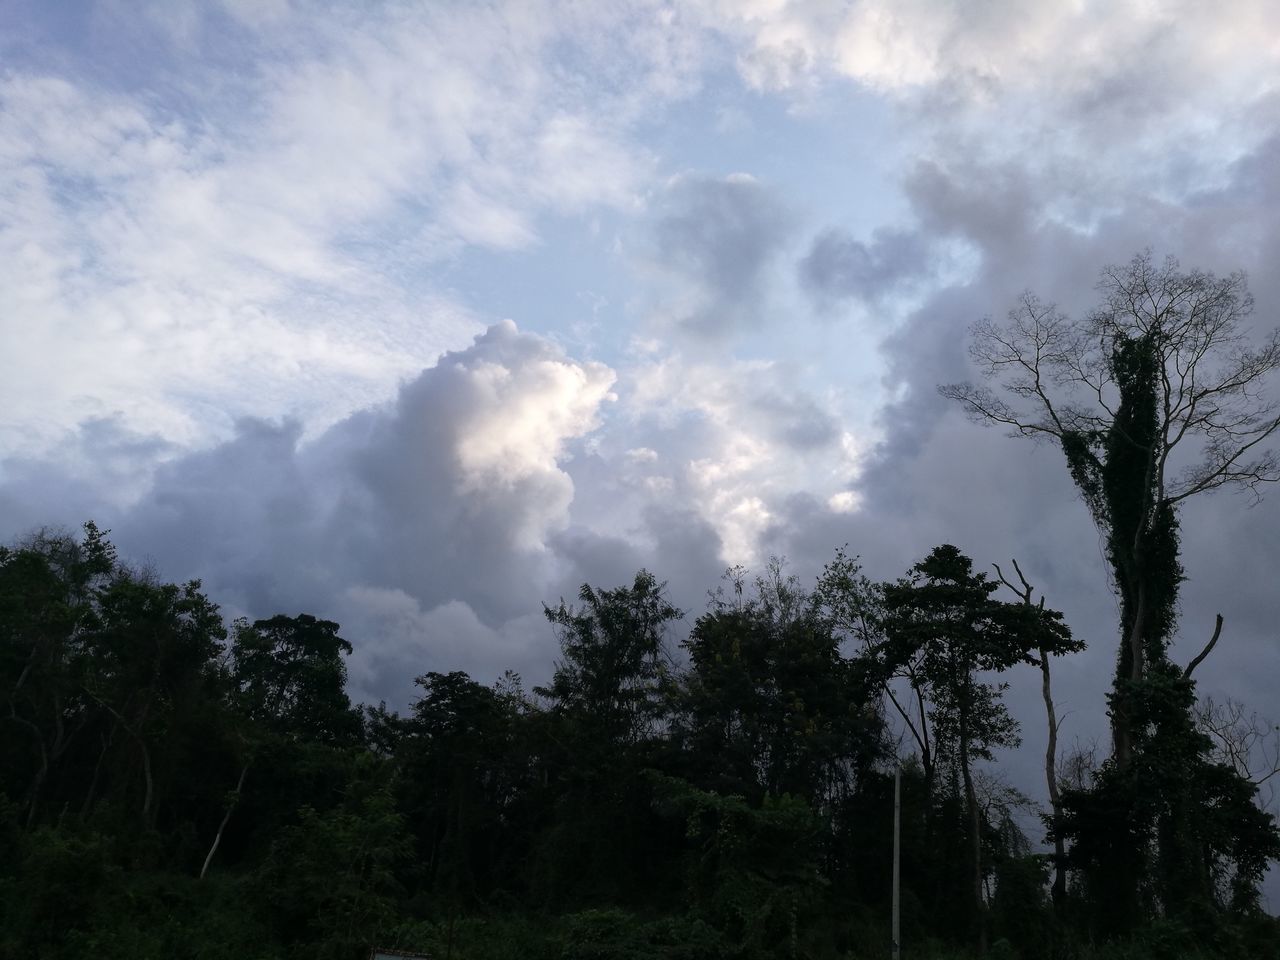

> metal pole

[{"left": 892, "top": 765, "right": 901, "bottom": 960}]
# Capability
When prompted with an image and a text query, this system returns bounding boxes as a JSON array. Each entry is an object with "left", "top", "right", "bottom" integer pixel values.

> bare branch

[
  {"left": 1196, "top": 696, "right": 1280, "bottom": 810},
  {"left": 1183, "top": 613, "right": 1224, "bottom": 679},
  {"left": 947, "top": 253, "right": 1280, "bottom": 509}
]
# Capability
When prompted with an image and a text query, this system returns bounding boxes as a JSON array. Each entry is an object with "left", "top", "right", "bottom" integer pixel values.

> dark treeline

[{"left": 2, "top": 523, "right": 1277, "bottom": 960}]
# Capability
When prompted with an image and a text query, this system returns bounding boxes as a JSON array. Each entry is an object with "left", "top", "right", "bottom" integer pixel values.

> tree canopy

[{"left": 3, "top": 520, "right": 1274, "bottom": 960}]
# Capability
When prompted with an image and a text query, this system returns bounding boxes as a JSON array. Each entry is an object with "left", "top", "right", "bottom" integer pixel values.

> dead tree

[{"left": 994, "top": 558, "right": 1072, "bottom": 908}]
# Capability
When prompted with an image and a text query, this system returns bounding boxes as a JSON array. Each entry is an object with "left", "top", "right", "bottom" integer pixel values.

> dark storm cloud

[
  {"left": 798, "top": 225, "right": 934, "bottom": 308},
  {"left": 114, "top": 403, "right": 529, "bottom": 624},
  {"left": 648, "top": 174, "right": 794, "bottom": 338},
  {"left": 125, "top": 417, "right": 329, "bottom": 616},
  {"left": 0, "top": 315, "right": 755, "bottom": 708}
]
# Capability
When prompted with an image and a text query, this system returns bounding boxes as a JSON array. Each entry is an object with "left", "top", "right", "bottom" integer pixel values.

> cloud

[
  {"left": 0, "top": 0, "right": 700, "bottom": 455},
  {"left": 336, "top": 319, "right": 616, "bottom": 591},
  {"left": 799, "top": 225, "right": 934, "bottom": 308},
  {"left": 1, "top": 322, "right": 616, "bottom": 654},
  {"left": 338, "top": 591, "right": 548, "bottom": 711},
  {"left": 0, "top": 321, "right": 868, "bottom": 687},
  {"left": 713, "top": 0, "right": 1280, "bottom": 244},
  {"left": 0, "top": 317, "right": 763, "bottom": 700},
  {"left": 772, "top": 120, "right": 1280, "bottom": 864},
  {"left": 547, "top": 504, "right": 726, "bottom": 622},
  {"left": 0, "top": 417, "right": 178, "bottom": 534},
  {"left": 720, "top": 0, "right": 1280, "bottom": 114},
  {"left": 619, "top": 351, "right": 864, "bottom": 565},
  {"left": 642, "top": 173, "right": 795, "bottom": 339}
]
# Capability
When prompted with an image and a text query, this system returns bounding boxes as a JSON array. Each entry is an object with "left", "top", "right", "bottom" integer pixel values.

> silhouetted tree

[
  {"left": 943, "top": 254, "right": 1280, "bottom": 935},
  {"left": 942, "top": 252, "right": 1280, "bottom": 766},
  {"left": 882, "top": 544, "right": 1072, "bottom": 953},
  {"left": 2, "top": 521, "right": 1276, "bottom": 959}
]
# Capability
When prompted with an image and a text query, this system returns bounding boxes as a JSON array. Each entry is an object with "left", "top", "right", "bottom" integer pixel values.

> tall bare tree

[
  {"left": 942, "top": 252, "right": 1280, "bottom": 766},
  {"left": 992, "top": 558, "right": 1085, "bottom": 908}
]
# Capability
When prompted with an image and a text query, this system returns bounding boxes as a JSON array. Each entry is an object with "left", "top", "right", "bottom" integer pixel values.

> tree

[
  {"left": 679, "top": 561, "right": 884, "bottom": 808},
  {"left": 1195, "top": 696, "right": 1280, "bottom": 814},
  {"left": 81, "top": 571, "right": 227, "bottom": 830},
  {"left": 200, "top": 614, "right": 363, "bottom": 878},
  {"left": 539, "top": 570, "right": 682, "bottom": 752},
  {"left": 231, "top": 614, "right": 362, "bottom": 746},
  {"left": 255, "top": 768, "right": 408, "bottom": 960},
  {"left": 941, "top": 252, "right": 1280, "bottom": 765},
  {"left": 942, "top": 253, "right": 1280, "bottom": 932},
  {"left": 817, "top": 548, "right": 939, "bottom": 797},
  {"left": 395, "top": 670, "right": 532, "bottom": 904},
  {"left": 881, "top": 545, "right": 1073, "bottom": 953},
  {"left": 1059, "top": 662, "right": 1280, "bottom": 937},
  {"left": 992, "top": 558, "right": 1087, "bottom": 907},
  {"left": 1, "top": 524, "right": 115, "bottom": 826},
  {"left": 648, "top": 772, "right": 826, "bottom": 959},
  {"left": 535, "top": 571, "right": 684, "bottom": 903}
]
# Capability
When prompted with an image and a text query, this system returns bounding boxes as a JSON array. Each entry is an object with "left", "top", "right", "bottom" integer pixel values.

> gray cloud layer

[
  {"left": 645, "top": 174, "right": 794, "bottom": 339},
  {"left": 2, "top": 321, "right": 638, "bottom": 707},
  {"left": 799, "top": 226, "right": 934, "bottom": 308}
]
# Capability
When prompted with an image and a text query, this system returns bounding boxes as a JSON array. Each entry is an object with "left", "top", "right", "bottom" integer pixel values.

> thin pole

[{"left": 892, "top": 765, "right": 901, "bottom": 960}]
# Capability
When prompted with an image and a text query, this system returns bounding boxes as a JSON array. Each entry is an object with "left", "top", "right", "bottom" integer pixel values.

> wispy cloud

[{"left": 0, "top": 0, "right": 704, "bottom": 456}]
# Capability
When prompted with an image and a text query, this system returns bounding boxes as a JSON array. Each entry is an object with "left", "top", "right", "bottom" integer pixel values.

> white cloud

[
  {"left": 712, "top": 0, "right": 1280, "bottom": 207},
  {"left": 622, "top": 351, "right": 866, "bottom": 566},
  {"left": 438, "top": 322, "right": 617, "bottom": 537},
  {"left": 834, "top": 3, "right": 946, "bottom": 90},
  {"left": 827, "top": 489, "right": 859, "bottom": 513},
  {"left": 717, "top": 0, "right": 1280, "bottom": 103},
  {"left": 0, "top": 0, "right": 697, "bottom": 458}
]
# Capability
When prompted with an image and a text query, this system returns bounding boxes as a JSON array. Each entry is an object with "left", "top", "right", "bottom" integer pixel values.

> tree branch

[{"left": 1183, "top": 613, "right": 1224, "bottom": 679}]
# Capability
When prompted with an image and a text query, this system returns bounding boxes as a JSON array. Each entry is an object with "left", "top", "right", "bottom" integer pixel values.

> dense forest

[{"left": 1, "top": 519, "right": 1277, "bottom": 960}]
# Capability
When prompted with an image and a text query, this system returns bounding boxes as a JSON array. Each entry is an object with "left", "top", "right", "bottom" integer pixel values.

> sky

[{"left": 3, "top": 0, "right": 1280, "bottom": 890}]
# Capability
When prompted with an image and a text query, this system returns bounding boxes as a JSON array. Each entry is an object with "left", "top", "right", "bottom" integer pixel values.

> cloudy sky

[{"left": 4, "top": 0, "right": 1280, "bottom": 869}]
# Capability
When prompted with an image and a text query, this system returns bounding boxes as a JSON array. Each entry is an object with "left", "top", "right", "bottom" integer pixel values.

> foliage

[
  {"left": 1, "top": 521, "right": 1276, "bottom": 959},
  {"left": 881, "top": 545, "right": 1074, "bottom": 951},
  {"left": 539, "top": 570, "right": 682, "bottom": 749},
  {"left": 255, "top": 771, "right": 409, "bottom": 959},
  {"left": 650, "top": 772, "right": 826, "bottom": 958},
  {"left": 677, "top": 561, "right": 883, "bottom": 806}
]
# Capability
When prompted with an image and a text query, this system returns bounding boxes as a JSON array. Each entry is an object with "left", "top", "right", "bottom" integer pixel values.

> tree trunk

[
  {"left": 959, "top": 701, "right": 986, "bottom": 955},
  {"left": 80, "top": 725, "right": 116, "bottom": 820},
  {"left": 24, "top": 735, "right": 48, "bottom": 828},
  {"left": 199, "top": 761, "right": 250, "bottom": 880},
  {"left": 1113, "top": 568, "right": 1148, "bottom": 770},
  {"left": 912, "top": 680, "right": 934, "bottom": 799},
  {"left": 1039, "top": 646, "right": 1067, "bottom": 907},
  {"left": 139, "top": 738, "right": 154, "bottom": 825}
]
